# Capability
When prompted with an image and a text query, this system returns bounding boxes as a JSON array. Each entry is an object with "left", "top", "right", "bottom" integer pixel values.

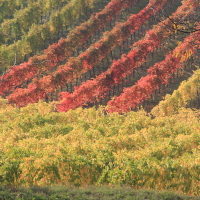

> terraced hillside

[{"left": 0, "top": 0, "right": 200, "bottom": 197}]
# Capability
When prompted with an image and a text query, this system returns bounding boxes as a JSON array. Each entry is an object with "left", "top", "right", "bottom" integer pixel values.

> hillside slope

[{"left": 0, "top": 0, "right": 199, "bottom": 112}]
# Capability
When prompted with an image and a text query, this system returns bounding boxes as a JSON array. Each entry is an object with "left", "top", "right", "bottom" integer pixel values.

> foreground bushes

[{"left": 0, "top": 100, "right": 200, "bottom": 195}]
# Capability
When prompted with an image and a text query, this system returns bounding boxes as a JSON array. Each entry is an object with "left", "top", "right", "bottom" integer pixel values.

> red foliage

[
  {"left": 107, "top": 30, "right": 200, "bottom": 113},
  {"left": 0, "top": 0, "right": 137, "bottom": 95},
  {"left": 57, "top": 0, "right": 199, "bottom": 112}
]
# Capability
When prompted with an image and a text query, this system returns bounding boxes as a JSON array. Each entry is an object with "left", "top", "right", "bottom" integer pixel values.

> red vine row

[
  {"left": 107, "top": 30, "right": 200, "bottom": 113},
  {"left": 56, "top": 0, "right": 198, "bottom": 112},
  {"left": 4, "top": 0, "right": 170, "bottom": 107},
  {"left": 0, "top": 0, "right": 137, "bottom": 94}
]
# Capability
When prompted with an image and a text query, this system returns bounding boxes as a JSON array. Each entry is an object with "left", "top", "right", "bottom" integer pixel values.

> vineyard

[{"left": 0, "top": 0, "right": 200, "bottom": 197}]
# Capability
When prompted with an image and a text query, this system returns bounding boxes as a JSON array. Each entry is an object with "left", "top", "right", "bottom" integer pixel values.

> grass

[{"left": 0, "top": 185, "right": 200, "bottom": 200}]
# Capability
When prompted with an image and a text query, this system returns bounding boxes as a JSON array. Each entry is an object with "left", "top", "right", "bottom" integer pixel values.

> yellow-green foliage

[
  {"left": 152, "top": 69, "right": 200, "bottom": 116},
  {"left": 0, "top": 101, "right": 200, "bottom": 196}
]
